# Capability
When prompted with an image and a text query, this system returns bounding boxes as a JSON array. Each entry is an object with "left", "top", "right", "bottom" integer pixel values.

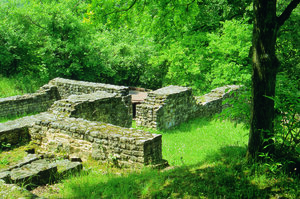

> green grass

[
  {"left": 160, "top": 118, "right": 248, "bottom": 166},
  {"left": 42, "top": 118, "right": 299, "bottom": 199},
  {"left": 0, "top": 145, "right": 29, "bottom": 170},
  {"left": 0, "top": 74, "right": 47, "bottom": 98},
  {"left": 0, "top": 112, "right": 39, "bottom": 123},
  {"left": 1, "top": 118, "right": 299, "bottom": 198}
]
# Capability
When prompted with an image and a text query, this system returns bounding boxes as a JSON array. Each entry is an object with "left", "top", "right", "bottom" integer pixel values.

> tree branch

[
  {"left": 25, "top": 15, "right": 48, "bottom": 32},
  {"left": 277, "top": 0, "right": 300, "bottom": 27},
  {"left": 104, "top": 0, "right": 137, "bottom": 17}
]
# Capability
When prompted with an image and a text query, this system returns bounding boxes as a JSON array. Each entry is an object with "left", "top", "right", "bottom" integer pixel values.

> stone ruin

[
  {"left": 0, "top": 77, "right": 241, "bottom": 191},
  {"left": 135, "top": 85, "right": 241, "bottom": 129}
]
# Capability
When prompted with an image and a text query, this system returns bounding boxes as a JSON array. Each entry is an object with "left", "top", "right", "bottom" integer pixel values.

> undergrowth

[{"left": 0, "top": 74, "right": 48, "bottom": 98}]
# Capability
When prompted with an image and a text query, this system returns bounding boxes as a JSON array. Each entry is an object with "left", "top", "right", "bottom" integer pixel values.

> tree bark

[{"left": 247, "top": 0, "right": 300, "bottom": 160}]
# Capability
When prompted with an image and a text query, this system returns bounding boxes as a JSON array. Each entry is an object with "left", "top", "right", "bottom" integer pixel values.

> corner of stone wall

[
  {"left": 0, "top": 83, "right": 60, "bottom": 119},
  {"left": 136, "top": 84, "right": 242, "bottom": 130},
  {"left": 136, "top": 85, "right": 195, "bottom": 130}
]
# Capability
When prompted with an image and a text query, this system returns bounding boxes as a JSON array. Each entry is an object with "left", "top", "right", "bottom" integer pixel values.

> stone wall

[
  {"left": 0, "top": 77, "right": 241, "bottom": 167},
  {"left": 0, "top": 113, "right": 56, "bottom": 145},
  {"left": 136, "top": 85, "right": 241, "bottom": 130},
  {"left": 29, "top": 117, "right": 163, "bottom": 167},
  {"left": 0, "top": 86, "right": 60, "bottom": 118},
  {"left": 49, "top": 91, "right": 132, "bottom": 128},
  {"left": 47, "top": 77, "right": 132, "bottom": 118},
  {"left": 48, "top": 77, "right": 129, "bottom": 98}
]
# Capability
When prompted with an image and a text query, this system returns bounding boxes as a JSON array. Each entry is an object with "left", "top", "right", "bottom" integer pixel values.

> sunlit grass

[
  {"left": 0, "top": 145, "right": 28, "bottom": 170},
  {"left": 133, "top": 117, "right": 248, "bottom": 166},
  {"left": 0, "top": 74, "right": 47, "bottom": 98},
  {"left": 160, "top": 117, "right": 248, "bottom": 166},
  {"left": 2, "top": 118, "right": 299, "bottom": 199}
]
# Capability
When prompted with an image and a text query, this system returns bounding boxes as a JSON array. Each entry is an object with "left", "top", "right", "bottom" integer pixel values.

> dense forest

[
  {"left": 0, "top": 0, "right": 299, "bottom": 161},
  {"left": 0, "top": 0, "right": 297, "bottom": 92}
]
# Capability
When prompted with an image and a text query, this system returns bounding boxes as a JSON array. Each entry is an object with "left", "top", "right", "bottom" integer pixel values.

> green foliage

[
  {"left": 91, "top": 27, "right": 163, "bottom": 88},
  {"left": 0, "top": 142, "right": 11, "bottom": 151},
  {"left": 160, "top": 32, "right": 209, "bottom": 92},
  {"left": 86, "top": 0, "right": 254, "bottom": 92},
  {"left": 273, "top": 74, "right": 300, "bottom": 158},
  {"left": 0, "top": 0, "right": 297, "bottom": 96},
  {"left": 155, "top": 18, "right": 252, "bottom": 94},
  {"left": 276, "top": 4, "right": 300, "bottom": 84},
  {"left": 0, "top": 1, "right": 38, "bottom": 76},
  {"left": 205, "top": 18, "right": 252, "bottom": 88}
]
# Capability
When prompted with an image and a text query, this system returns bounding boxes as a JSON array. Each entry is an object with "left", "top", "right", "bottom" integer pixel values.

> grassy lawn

[
  {"left": 37, "top": 118, "right": 298, "bottom": 199},
  {"left": 160, "top": 118, "right": 248, "bottom": 166}
]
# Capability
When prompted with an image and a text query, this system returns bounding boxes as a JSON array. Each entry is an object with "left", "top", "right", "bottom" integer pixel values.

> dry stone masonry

[
  {"left": 0, "top": 153, "right": 83, "bottom": 190},
  {"left": 29, "top": 117, "right": 163, "bottom": 167},
  {"left": 136, "top": 85, "right": 241, "bottom": 130},
  {"left": 49, "top": 91, "right": 132, "bottom": 128},
  {"left": 0, "top": 112, "right": 56, "bottom": 145},
  {"left": 47, "top": 77, "right": 132, "bottom": 119},
  {"left": 48, "top": 77, "right": 129, "bottom": 98},
  {"left": 0, "top": 85, "right": 60, "bottom": 118}
]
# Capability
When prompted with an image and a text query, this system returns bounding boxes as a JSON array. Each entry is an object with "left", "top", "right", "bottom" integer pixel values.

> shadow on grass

[{"left": 60, "top": 145, "right": 300, "bottom": 199}]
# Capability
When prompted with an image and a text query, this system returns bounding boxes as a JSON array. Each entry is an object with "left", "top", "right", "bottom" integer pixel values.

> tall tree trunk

[
  {"left": 247, "top": 0, "right": 279, "bottom": 159},
  {"left": 247, "top": 0, "right": 300, "bottom": 160}
]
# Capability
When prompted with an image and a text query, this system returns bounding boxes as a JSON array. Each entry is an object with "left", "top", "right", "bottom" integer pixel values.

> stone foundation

[
  {"left": 29, "top": 117, "right": 163, "bottom": 167},
  {"left": 0, "top": 112, "right": 56, "bottom": 145},
  {"left": 0, "top": 154, "right": 83, "bottom": 190}
]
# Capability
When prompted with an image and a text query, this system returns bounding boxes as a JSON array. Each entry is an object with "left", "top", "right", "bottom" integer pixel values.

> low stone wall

[
  {"left": 0, "top": 78, "right": 130, "bottom": 121},
  {"left": 136, "top": 85, "right": 241, "bottom": 130},
  {"left": 0, "top": 86, "right": 60, "bottom": 118},
  {"left": 49, "top": 91, "right": 132, "bottom": 128},
  {"left": 136, "top": 86, "right": 197, "bottom": 129},
  {"left": 29, "top": 117, "right": 163, "bottom": 167},
  {"left": 48, "top": 77, "right": 129, "bottom": 98},
  {"left": 0, "top": 113, "right": 56, "bottom": 145},
  {"left": 47, "top": 77, "right": 132, "bottom": 118}
]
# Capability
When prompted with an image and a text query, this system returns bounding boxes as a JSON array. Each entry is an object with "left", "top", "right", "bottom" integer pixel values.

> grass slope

[{"left": 48, "top": 118, "right": 299, "bottom": 199}]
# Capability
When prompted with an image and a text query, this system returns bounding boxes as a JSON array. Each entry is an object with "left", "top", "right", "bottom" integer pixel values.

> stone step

[
  {"left": 48, "top": 99, "right": 74, "bottom": 116},
  {"left": 0, "top": 154, "right": 83, "bottom": 190}
]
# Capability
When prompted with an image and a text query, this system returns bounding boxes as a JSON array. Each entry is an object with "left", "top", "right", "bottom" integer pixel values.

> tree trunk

[
  {"left": 247, "top": 0, "right": 300, "bottom": 160},
  {"left": 247, "top": 0, "right": 279, "bottom": 159}
]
